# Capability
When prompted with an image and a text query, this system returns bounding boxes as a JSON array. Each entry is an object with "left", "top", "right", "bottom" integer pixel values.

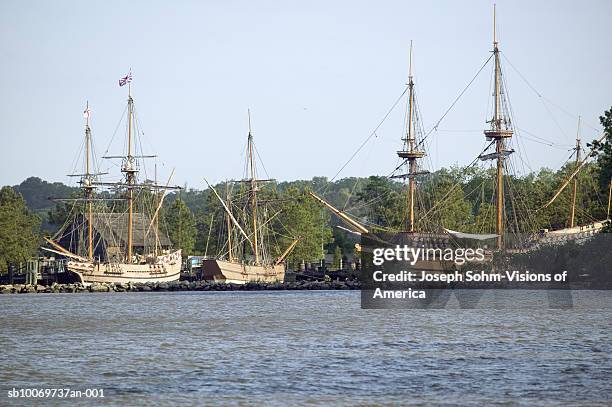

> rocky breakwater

[{"left": 0, "top": 280, "right": 360, "bottom": 294}]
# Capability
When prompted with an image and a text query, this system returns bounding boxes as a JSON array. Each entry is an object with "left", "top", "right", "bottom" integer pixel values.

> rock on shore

[{"left": 0, "top": 280, "right": 360, "bottom": 294}]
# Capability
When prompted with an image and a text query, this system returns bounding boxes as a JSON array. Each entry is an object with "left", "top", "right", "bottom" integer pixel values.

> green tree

[
  {"left": 14, "top": 176, "right": 77, "bottom": 211},
  {"left": 275, "top": 187, "right": 333, "bottom": 267},
  {"left": 590, "top": 107, "right": 612, "bottom": 192},
  {"left": 333, "top": 246, "right": 342, "bottom": 269},
  {"left": 356, "top": 176, "right": 403, "bottom": 230},
  {"left": 421, "top": 169, "right": 474, "bottom": 231},
  {"left": 0, "top": 187, "right": 41, "bottom": 271},
  {"left": 329, "top": 226, "right": 359, "bottom": 257},
  {"left": 164, "top": 198, "right": 197, "bottom": 256},
  {"left": 47, "top": 201, "right": 73, "bottom": 230},
  {"left": 591, "top": 107, "right": 612, "bottom": 231},
  {"left": 195, "top": 189, "right": 224, "bottom": 257},
  {"left": 436, "top": 187, "right": 473, "bottom": 231},
  {"left": 472, "top": 202, "right": 496, "bottom": 233}
]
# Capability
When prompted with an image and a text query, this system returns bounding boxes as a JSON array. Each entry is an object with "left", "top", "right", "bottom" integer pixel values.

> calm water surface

[{"left": 1, "top": 291, "right": 611, "bottom": 406}]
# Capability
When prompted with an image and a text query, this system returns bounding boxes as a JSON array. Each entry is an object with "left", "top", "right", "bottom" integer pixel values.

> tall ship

[
  {"left": 310, "top": 6, "right": 609, "bottom": 255},
  {"left": 44, "top": 74, "right": 183, "bottom": 284},
  {"left": 309, "top": 41, "right": 452, "bottom": 273},
  {"left": 200, "top": 112, "right": 299, "bottom": 283}
]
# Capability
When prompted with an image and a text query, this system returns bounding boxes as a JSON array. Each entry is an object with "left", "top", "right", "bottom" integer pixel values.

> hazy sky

[{"left": 1, "top": 0, "right": 611, "bottom": 189}]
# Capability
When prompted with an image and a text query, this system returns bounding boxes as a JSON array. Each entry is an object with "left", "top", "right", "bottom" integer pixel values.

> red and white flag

[{"left": 119, "top": 71, "right": 132, "bottom": 87}]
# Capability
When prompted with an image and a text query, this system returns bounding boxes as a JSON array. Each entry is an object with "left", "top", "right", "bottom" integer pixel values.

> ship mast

[
  {"left": 247, "top": 110, "right": 260, "bottom": 265},
  {"left": 124, "top": 83, "right": 136, "bottom": 262},
  {"left": 483, "top": 5, "right": 513, "bottom": 249},
  {"left": 406, "top": 42, "right": 417, "bottom": 232},
  {"left": 395, "top": 41, "right": 426, "bottom": 232},
  {"left": 81, "top": 73, "right": 182, "bottom": 263},
  {"left": 225, "top": 181, "right": 234, "bottom": 262},
  {"left": 608, "top": 178, "right": 612, "bottom": 221},
  {"left": 569, "top": 117, "right": 581, "bottom": 228},
  {"left": 154, "top": 161, "right": 160, "bottom": 256},
  {"left": 84, "top": 102, "right": 94, "bottom": 261}
]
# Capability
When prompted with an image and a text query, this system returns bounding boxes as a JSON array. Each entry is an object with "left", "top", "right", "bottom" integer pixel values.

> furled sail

[{"left": 444, "top": 228, "right": 498, "bottom": 240}]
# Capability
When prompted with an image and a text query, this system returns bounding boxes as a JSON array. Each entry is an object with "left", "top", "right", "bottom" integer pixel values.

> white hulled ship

[{"left": 44, "top": 74, "right": 182, "bottom": 284}]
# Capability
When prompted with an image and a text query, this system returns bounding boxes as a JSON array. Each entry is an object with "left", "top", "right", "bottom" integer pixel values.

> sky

[{"left": 1, "top": 0, "right": 611, "bottom": 190}]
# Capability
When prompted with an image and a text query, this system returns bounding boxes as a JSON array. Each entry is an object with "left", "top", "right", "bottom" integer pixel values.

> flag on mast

[
  {"left": 119, "top": 71, "right": 132, "bottom": 87},
  {"left": 83, "top": 106, "right": 92, "bottom": 119}
]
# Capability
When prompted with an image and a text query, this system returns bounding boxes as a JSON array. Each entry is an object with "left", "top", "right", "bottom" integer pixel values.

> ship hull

[
  {"left": 65, "top": 250, "right": 182, "bottom": 285},
  {"left": 201, "top": 259, "right": 285, "bottom": 284}
]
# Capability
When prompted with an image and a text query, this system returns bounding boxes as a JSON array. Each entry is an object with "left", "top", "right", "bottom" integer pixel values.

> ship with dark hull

[
  {"left": 310, "top": 7, "right": 608, "bottom": 273},
  {"left": 201, "top": 112, "right": 298, "bottom": 284}
]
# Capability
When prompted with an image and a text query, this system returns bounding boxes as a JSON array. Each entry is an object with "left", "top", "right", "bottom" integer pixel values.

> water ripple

[{"left": 0, "top": 291, "right": 611, "bottom": 406}]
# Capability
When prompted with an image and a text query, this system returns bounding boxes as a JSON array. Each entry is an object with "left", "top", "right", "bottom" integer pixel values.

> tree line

[{"left": 1, "top": 108, "right": 611, "bottom": 271}]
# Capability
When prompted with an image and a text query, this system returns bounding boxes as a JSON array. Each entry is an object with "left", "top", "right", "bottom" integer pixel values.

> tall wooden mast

[
  {"left": 154, "top": 162, "right": 159, "bottom": 256},
  {"left": 84, "top": 102, "right": 94, "bottom": 261},
  {"left": 94, "top": 73, "right": 181, "bottom": 262},
  {"left": 607, "top": 178, "right": 612, "bottom": 220},
  {"left": 406, "top": 42, "right": 417, "bottom": 232},
  {"left": 483, "top": 4, "right": 513, "bottom": 249},
  {"left": 124, "top": 83, "right": 136, "bottom": 262},
  {"left": 247, "top": 110, "right": 260, "bottom": 265},
  {"left": 569, "top": 117, "right": 581, "bottom": 228},
  {"left": 225, "top": 181, "right": 234, "bottom": 262},
  {"left": 396, "top": 41, "right": 426, "bottom": 232},
  {"left": 608, "top": 178, "right": 612, "bottom": 220}
]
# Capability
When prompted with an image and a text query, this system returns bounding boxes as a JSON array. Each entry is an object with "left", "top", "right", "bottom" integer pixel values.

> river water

[{"left": 1, "top": 290, "right": 611, "bottom": 406}]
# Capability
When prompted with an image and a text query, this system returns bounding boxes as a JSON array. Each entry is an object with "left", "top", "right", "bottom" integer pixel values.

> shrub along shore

[{"left": 0, "top": 280, "right": 361, "bottom": 294}]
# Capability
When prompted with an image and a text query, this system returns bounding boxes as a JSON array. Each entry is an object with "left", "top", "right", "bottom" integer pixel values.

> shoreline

[{"left": 0, "top": 280, "right": 361, "bottom": 294}]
